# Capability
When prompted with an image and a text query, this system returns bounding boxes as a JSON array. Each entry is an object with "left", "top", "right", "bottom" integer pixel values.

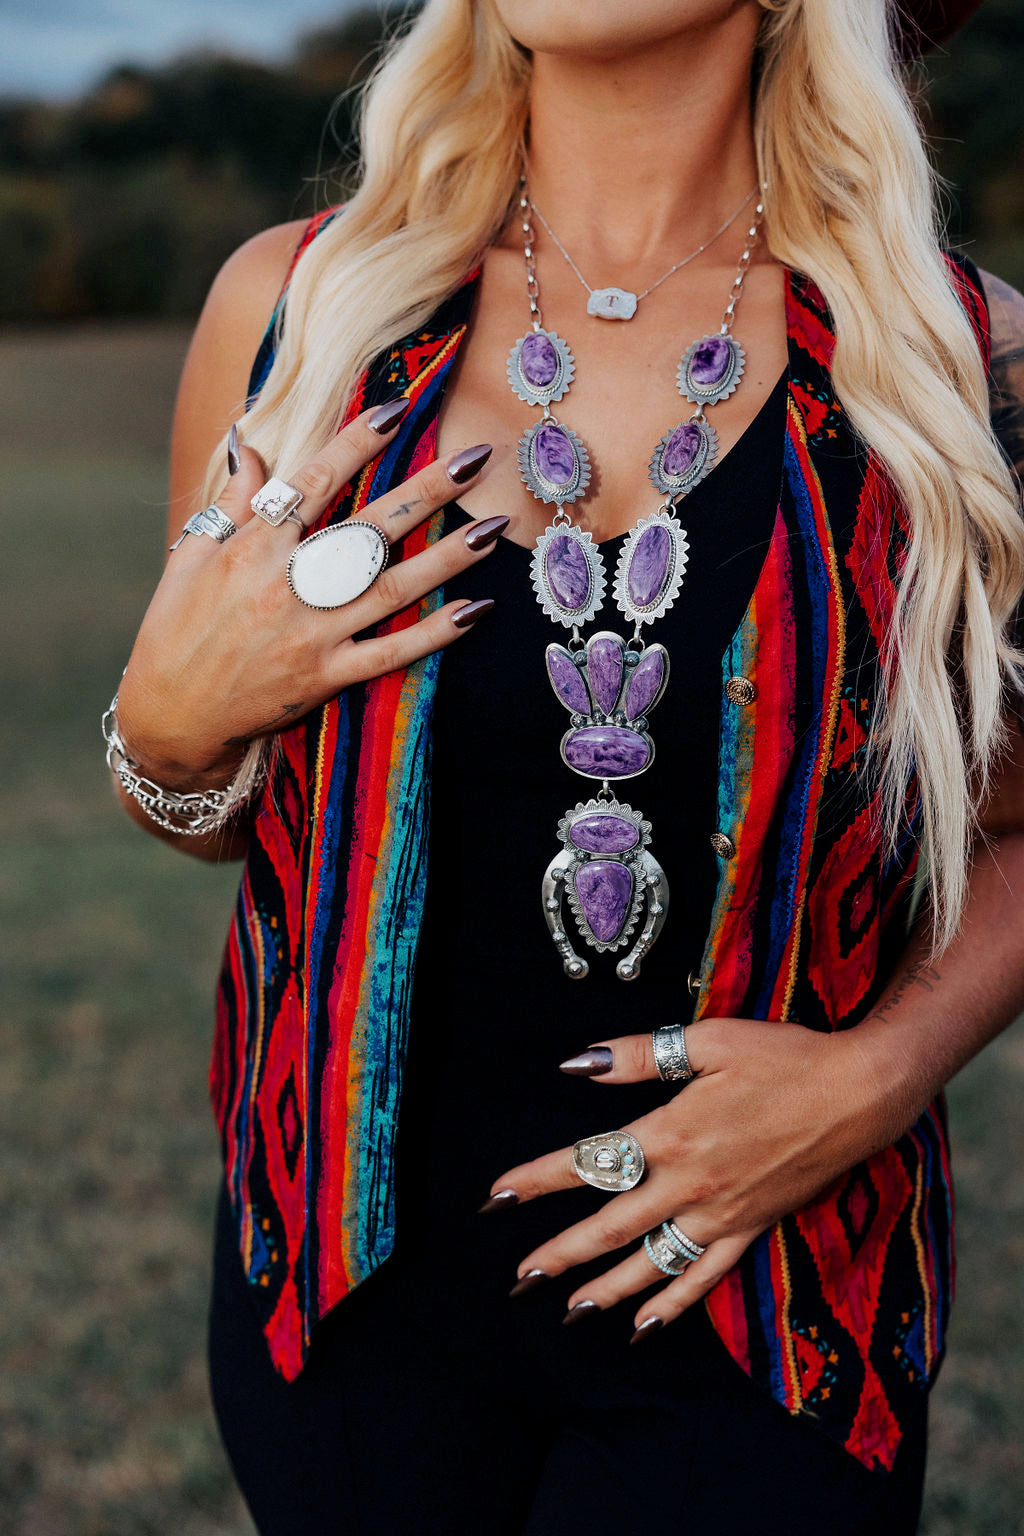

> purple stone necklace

[{"left": 508, "top": 177, "right": 765, "bottom": 980}]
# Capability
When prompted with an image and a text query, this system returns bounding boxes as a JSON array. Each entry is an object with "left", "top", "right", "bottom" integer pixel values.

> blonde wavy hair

[{"left": 206, "top": 0, "right": 1024, "bottom": 954}]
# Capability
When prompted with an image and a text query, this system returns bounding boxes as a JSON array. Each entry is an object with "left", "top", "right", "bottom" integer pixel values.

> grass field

[{"left": 1, "top": 324, "right": 1022, "bottom": 1535}]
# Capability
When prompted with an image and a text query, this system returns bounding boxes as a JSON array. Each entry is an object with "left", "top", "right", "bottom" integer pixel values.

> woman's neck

[{"left": 524, "top": 8, "right": 762, "bottom": 274}]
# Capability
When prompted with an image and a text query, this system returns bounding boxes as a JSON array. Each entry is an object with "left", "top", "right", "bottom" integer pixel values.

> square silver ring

[{"left": 251, "top": 477, "right": 305, "bottom": 527}]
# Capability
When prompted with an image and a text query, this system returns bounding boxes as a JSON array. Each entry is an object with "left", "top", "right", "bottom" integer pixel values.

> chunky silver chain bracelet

[{"left": 102, "top": 691, "right": 250, "bottom": 836}]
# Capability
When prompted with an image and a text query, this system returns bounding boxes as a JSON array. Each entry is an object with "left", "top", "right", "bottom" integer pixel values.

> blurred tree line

[{"left": 0, "top": 0, "right": 1021, "bottom": 325}]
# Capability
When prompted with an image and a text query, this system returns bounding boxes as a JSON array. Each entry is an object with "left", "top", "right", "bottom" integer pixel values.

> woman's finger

[
  {"left": 626, "top": 1230, "right": 761, "bottom": 1340},
  {"left": 330, "top": 596, "right": 496, "bottom": 688},
  {"left": 557, "top": 1023, "right": 710, "bottom": 1085},
  {"left": 510, "top": 1180, "right": 696, "bottom": 1287},
  {"left": 208, "top": 396, "right": 413, "bottom": 539}
]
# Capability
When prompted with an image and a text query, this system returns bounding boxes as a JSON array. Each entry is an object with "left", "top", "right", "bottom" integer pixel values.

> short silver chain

[
  {"left": 521, "top": 178, "right": 760, "bottom": 316},
  {"left": 103, "top": 692, "right": 250, "bottom": 836}
]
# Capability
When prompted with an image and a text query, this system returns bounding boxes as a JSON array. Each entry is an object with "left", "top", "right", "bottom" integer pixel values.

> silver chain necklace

[
  {"left": 529, "top": 186, "right": 757, "bottom": 321},
  {"left": 506, "top": 175, "right": 765, "bottom": 980}
]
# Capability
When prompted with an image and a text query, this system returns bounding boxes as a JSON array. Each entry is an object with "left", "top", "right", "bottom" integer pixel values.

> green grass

[{"left": 1, "top": 324, "right": 1021, "bottom": 1533}]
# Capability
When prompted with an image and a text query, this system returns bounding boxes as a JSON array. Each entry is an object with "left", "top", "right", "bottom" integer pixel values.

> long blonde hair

[{"left": 208, "top": 0, "right": 1024, "bottom": 953}]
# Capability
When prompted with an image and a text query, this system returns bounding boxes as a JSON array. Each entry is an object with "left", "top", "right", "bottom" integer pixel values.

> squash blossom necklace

[{"left": 505, "top": 176, "right": 764, "bottom": 979}]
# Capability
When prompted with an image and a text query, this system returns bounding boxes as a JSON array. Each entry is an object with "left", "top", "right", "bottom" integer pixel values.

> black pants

[{"left": 207, "top": 1179, "right": 928, "bottom": 1535}]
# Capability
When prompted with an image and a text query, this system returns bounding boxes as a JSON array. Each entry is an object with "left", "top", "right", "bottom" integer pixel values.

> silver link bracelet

[{"left": 102, "top": 691, "right": 250, "bottom": 836}]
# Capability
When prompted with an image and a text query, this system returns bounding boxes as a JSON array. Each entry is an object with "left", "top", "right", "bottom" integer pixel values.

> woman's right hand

[{"left": 116, "top": 400, "right": 502, "bottom": 791}]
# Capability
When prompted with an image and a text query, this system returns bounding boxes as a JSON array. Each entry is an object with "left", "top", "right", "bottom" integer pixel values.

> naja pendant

[{"left": 541, "top": 631, "right": 671, "bottom": 980}]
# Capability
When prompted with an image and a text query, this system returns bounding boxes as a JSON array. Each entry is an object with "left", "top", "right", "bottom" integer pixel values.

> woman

[{"left": 107, "top": 0, "right": 1024, "bottom": 1531}]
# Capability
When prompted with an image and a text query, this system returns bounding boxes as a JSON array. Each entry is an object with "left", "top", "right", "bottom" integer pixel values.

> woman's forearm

[{"left": 849, "top": 832, "right": 1024, "bottom": 1142}]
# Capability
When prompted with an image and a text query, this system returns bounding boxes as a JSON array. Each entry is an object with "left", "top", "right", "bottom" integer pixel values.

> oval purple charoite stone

[
  {"left": 624, "top": 650, "right": 665, "bottom": 720},
  {"left": 569, "top": 814, "right": 640, "bottom": 855},
  {"left": 564, "top": 725, "right": 651, "bottom": 778},
  {"left": 662, "top": 421, "right": 704, "bottom": 478},
  {"left": 545, "top": 533, "right": 591, "bottom": 612},
  {"left": 689, "top": 335, "right": 732, "bottom": 388},
  {"left": 587, "top": 636, "right": 623, "bottom": 714},
  {"left": 520, "top": 333, "right": 559, "bottom": 390},
  {"left": 574, "top": 861, "right": 635, "bottom": 943},
  {"left": 547, "top": 648, "right": 589, "bottom": 714},
  {"left": 627, "top": 525, "right": 672, "bottom": 610},
  {"left": 534, "top": 424, "right": 577, "bottom": 488}
]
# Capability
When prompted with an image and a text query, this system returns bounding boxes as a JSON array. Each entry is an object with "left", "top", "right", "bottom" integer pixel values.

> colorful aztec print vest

[{"left": 212, "top": 206, "right": 990, "bottom": 1472}]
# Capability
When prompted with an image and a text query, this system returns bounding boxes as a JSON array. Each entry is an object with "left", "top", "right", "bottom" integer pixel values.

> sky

[{"left": 0, "top": 0, "right": 370, "bottom": 100}]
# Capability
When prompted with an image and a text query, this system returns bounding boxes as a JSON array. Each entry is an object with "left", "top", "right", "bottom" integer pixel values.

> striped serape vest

[{"left": 212, "top": 206, "right": 990, "bottom": 1471}]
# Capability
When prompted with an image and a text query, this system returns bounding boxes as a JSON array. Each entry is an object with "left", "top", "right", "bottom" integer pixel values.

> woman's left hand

[{"left": 485, "top": 1016, "right": 912, "bottom": 1336}]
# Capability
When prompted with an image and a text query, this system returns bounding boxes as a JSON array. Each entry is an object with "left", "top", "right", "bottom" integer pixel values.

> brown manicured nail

[
  {"left": 368, "top": 396, "right": 411, "bottom": 434},
  {"left": 464, "top": 514, "right": 510, "bottom": 551},
  {"left": 453, "top": 599, "right": 495, "bottom": 629},
  {"left": 559, "top": 1047, "right": 613, "bottom": 1077},
  {"left": 478, "top": 1189, "right": 518, "bottom": 1215},
  {"left": 227, "top": 422, "right": 240, "bottom": 476},
  {"left": 447, "top": 443, "right": 493, "bottom": 484},
  {"left": 509, "top": 1269, "right": 549, "bottom": 1299},
  {"left": 562, "top": 1300, "right": 602, "bottom": 1327},
  {"left": 630, "top": 1317, "right": 664, "bottom": 1345}
]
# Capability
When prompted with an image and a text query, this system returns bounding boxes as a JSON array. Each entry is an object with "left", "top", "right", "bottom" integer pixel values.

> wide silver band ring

[
  {"left": 664, "top": 1220, "right": 706, "bottom": 1261},
  {"left": 168, "top": 503, "right": 237, "bottom": 551},
  {"left": 643, "top": 1228, "right": 690, "bottom": 1277},
  {"left": 652, "top": 1023, "right": 693, "bottom": 1084},
  {"left": 251, "top": 476, "right": 305, "bottom": 527},
  {"left": 286, "top": 520, "right": 391, "bottom": 611},
  {"left": 571, "top": 1130, "right": 646, "bottom": 1193}
]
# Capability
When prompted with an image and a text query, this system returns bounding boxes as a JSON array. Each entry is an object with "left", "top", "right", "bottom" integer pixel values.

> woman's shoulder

[{"left": 978, "top": 268, "right": 1024, "bottom": 480}]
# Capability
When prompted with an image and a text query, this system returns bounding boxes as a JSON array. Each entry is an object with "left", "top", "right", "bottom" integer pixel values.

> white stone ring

[
  {"left": 286, "top": 520, "right": 391, "bottom": 610},
  {"left": 571, "top": 1129, "right": 646, "bottom": 1193},
  {"left": 251, "top": 476, "right": 305, "bottom": 528}
]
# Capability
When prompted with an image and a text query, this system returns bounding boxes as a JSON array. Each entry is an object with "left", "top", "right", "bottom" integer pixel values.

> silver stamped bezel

[
  {"left": 506, "top": 329, "right": 575, "bottom": 407},
  {"left": 565, "top": 852, "right": 648, "bottom": 953},
  {"left": 613, "top": 510, "right": 690, "bottom": 628},
  {"left": 648, "top": 418, "right": 720, "bottom": 497},
  {"left": 530, "top": 522, "right": 606, "bottom": 628},
  {"left": 285, "top": 519, "right": 389, "bottom": 611},
  {"left": 556, "top": 797, "right": 652, "bottom": 855},
  {"left": 677, "top": 334, "right": 746, "bottom": 406},
  {"left": 517, "top": 419, "right": 592, "bottom": 506}
]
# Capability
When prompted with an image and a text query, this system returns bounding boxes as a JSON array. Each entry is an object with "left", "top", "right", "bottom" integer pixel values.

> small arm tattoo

[
  {"left": 223, "top": 702, "right": 304, "bottom": 748},
  {"left": 867, "top": 957, "right": 942, "bottom": 1026}
]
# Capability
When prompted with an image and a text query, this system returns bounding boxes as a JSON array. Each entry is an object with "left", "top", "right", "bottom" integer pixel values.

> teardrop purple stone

[
  {"left": 575, "top": 861, "right": 634, "bottom": 943},
  {"left": 587, "top": 636, "right": 623, "bottom": 714},
  {"left": 534, "top": 425, "right": 577, "bottom": 488},
  {"left": 662, "top": 422, "right": 703, "bottom": 477},
  {"left": 624, "top": 650, "right": 665, "bottom": 719},
  {"left": 569, "top": 814, "right": 639, "bottom": 854},
  {"left": 563, "top": 725, "right": 651, "bottom": 778},
  {"left": 545, "top": 534, "right": 591, "bottom": 612},
  {"left": 520, "top": 333, "right": 558, "bottom": 389},
  {"left": 689, "top": 336, "right": 732, "bottom": 387},
  {"left": 547, "top": 648, "right": 589, "bottom": 713},
  {"left": 627, "top": 525, "right": 672, "bottom": 610}
]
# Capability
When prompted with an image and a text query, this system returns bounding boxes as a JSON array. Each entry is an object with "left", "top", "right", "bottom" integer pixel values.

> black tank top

[{"left": 395, "top": 367, "right": 789, "bottom": 1239}]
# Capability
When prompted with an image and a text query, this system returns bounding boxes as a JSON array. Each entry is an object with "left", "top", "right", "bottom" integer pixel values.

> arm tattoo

[
  {"left": 223, "top": 702, "right": 304, "bottom": 749},
  {"left": 867, "top": 956, "right": 942, "bottom": 1026}
]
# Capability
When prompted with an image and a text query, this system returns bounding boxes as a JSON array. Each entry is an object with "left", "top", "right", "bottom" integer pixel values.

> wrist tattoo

[{"left": 223, "top": 702, "right": 304, "bottom": 749}]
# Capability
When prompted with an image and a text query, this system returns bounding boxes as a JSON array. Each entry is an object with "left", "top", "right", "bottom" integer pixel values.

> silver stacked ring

[
  {"left": 251, "top": 476, "right": 305, "bottom": 527},
  {"left": 643, "top": 1227, "right": 690, "bottom": 1278},
  {"left": 652, "top": 1023, "right": 693, "bottom": 1084},
  {"left": 168, "top": 503, "right": 238, "bottom": 551},
  {"left": 663, "top": 1221, "right": 706, "bottom": 1262}
]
